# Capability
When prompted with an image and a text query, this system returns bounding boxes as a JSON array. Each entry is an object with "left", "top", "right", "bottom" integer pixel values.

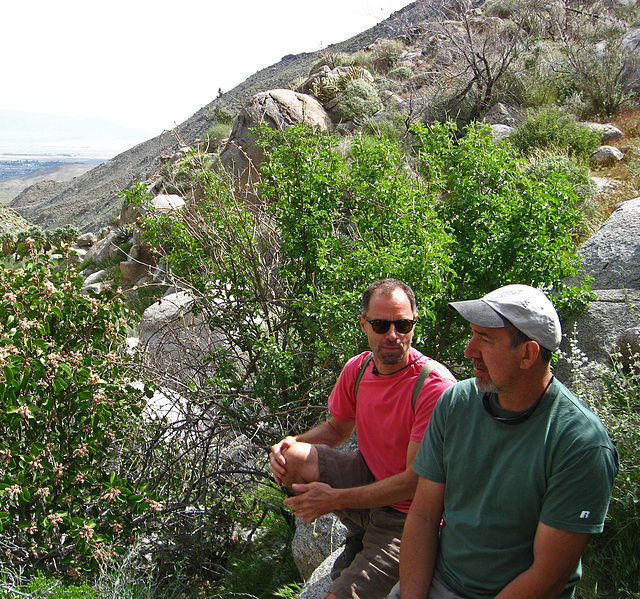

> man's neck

[
  {"left": 372, "top": 351, "right": 414, "bottom": 376},
  {"left": 496, "top": 370, "right": 553, "bottom": 412}
]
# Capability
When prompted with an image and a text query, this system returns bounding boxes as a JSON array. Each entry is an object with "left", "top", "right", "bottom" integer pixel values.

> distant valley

[
  {"left": 0, "top": 158, "right": 100, "bottom": 205},
  {"left": 0, "top": 109, "right": 155, "bottom": 205}
]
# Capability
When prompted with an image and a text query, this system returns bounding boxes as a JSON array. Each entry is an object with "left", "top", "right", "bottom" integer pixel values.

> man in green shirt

[{"left": 393, "top": 284, "right": 618, "bottom": 599}]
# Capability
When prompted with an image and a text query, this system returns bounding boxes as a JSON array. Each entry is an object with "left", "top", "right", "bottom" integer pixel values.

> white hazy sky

[{"left": 2, "top": 0, "right": 412, "bottom": 136}]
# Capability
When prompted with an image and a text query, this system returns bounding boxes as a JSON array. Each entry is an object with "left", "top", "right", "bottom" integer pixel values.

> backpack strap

[
  {"left": 353, "top": 352, "right": 373, "bottom": 400},
  {"left": 354, "top": 352, "right": 444, "bottom": 412},
  {"left": 411, "top": 359, "right": 444, "bottom": 411}
]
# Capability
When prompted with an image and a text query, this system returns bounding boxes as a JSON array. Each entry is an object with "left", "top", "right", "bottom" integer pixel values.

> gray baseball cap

[{"left": 449, "top": 284, "right": 562, "bottom": 351}]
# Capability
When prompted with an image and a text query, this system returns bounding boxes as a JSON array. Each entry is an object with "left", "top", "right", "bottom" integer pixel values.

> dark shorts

[{"left": 316, "top": 445, "right": 407, "bottom": 599}]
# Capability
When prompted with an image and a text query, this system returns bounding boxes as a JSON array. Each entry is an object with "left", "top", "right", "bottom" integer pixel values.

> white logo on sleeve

[{"left": 579, "top": 511, "right": 591, "bottom": 519}]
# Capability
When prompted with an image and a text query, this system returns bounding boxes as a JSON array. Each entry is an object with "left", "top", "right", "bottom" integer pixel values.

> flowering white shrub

[{"left": 0, "top": 245, "right": 160, "bottom": 576}]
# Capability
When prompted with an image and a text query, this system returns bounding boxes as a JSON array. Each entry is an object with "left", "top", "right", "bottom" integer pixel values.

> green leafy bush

[
  {"left": 0, "top": 244, "right": 159, "bottom": 576},
  {"left": 373, "top": 76, "right": 401, "bottom": 93},
  {"left": 206, "top": 122, "right": 233, "bottom": 140},
  {"left": 510, "top": 106, "right": 602, "bottom": 158},
  {"left": 137, "top": 121, "right": 589, "bottom": 407},
  {"left": 412, "top": 121, "right": 591, "bottom": 360},
  {"left": 524, "top": 154, "right": 597, "bottom": 238}
]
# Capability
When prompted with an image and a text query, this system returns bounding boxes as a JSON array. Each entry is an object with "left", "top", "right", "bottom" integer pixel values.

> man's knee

[{"left": 280, "top": 441, "right": 319, "bottom": 487}]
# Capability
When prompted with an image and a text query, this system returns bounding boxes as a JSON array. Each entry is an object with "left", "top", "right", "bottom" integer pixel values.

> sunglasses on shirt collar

[{"left": 363, "top": 316, "right": 417, "bottom": 335}]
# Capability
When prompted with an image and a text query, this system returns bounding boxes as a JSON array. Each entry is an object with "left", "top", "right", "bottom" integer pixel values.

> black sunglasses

[{"left": 363, "top": 316, "right": 416, "bottom": 335}]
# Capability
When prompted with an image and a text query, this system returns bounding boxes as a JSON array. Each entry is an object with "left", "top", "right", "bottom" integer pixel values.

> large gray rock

[
  {"left": 489, "top": 124, "right": 515, "bottom": 142},
  {"left": 621, "top": 26, "right": 640, "bottom": 95},
  {"left": 76, "top": 232, "right": 98, "bottom": 248},
  {"left": 573, "top": 198, "right": 640, "bottom": 290},
  {"left": 220, "top": 89, "right": 331, "bottom": 193},
  {"left": 590, "top": 145, "right": 624, "bottom": 168},
  {"left": 82, "top": 269, "right": 107, "bottom": 287},
  {"left": 138, "top": 290, "right": 223, "bottom": 388},
  {"left": 298, "top": 547, "right": 343, "bottom": 599},
  {"left": 83, "top": 229, "right": 120, "bottom": 264},
  {"left": 292, "top": 515, "right": 346, "bottom": 579},
  {"left": 557, "top": 289, "right": 640, "bottom": 390},
  {"left": 152, "top": 193, "right": 186, "bottom": 213},
  {"left": 558, "top": 199, "right": 640, "bottom": 390},
  {"left": 483, "top": 102, "right": 522, "bottom": 127},
  {"left": 580, "top": 122, "right": 623, "bottom": 144}
]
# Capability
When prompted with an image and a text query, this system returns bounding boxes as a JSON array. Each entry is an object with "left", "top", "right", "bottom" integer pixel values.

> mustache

[{"left": 472, "top": 358, "right": 486, "bottom": 369}]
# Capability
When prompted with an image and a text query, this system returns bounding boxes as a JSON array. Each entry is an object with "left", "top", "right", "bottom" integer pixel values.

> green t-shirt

[{"left": 413, "top": 377, "right": 618, "bottom": 599}]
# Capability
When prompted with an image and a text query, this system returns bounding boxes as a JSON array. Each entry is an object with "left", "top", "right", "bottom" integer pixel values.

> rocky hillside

[
  {"left": 0, "top": 204, "right": 30, "bottom": 235},
  {"left": 8, "top": 1, "right": 437, "bottom": 233}
]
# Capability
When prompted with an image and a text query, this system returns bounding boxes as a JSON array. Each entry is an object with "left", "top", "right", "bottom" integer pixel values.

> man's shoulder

[
  {"left": 410, "top": 348, "right": 457, "bottom": 383},
  {"left": 548, "top": 378, "right": 615, "bottom": 445},
  {"left": 343, "top": 351, "right": 372, "bottom": 371},
  {"left": 446, "top": 377, "right": 478, "bottom": 395}
]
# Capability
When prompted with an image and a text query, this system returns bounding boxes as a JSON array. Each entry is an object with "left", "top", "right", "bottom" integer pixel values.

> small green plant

[
  {"left": 367, "top": 38, "right": 405, "bottom": 72},
  {"left": 274, "top": 582, "right": 304, "bottom": 599},
  {"left": 373, "top": 76, "right": 401, "bottom": 93},
  {"left": 510, "top": 106, "right": 602, "bottom": 158},
  {"left": 308, "top": 66, "right": 374, "bottom": 104},
  {"left": 206, "top": 122, "right": 233, "bottom": 140},
  {"left": 0, "top": 571, "right": 98, "bottom": 598},
  {"left": 361, "top": 116, "right": 410, "bottom": 143},
  {"left": 123, "top": 282, "right": 167, "bottom": 316},
  {"left": 206, "top": 106, "right": 236, "bottom": 140},
  {"left": 212, "top": 489, "right": 300, "bottom": 599},
  {"left": 332, "top": 79, "right": 384, "bottom": 124},
  {"left": 388, "top": 65, "right": 413, "bottom": 81},
  {"left": 0, "top": 232, "right": 15, "bottom": 256},
  {"left": 93, "top": 545, "right": 164, "bottom": 599}
]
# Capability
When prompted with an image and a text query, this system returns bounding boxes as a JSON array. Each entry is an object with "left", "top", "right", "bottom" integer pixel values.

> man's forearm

[
  {"left": 331, "top": 470, "right": 418, "bottom": 510},
  {"left": 293, "top": 419, "right": 352, "bottom": 448},
  {"left": 494, "top": 525, "right": 589, "bottom": 599},
  {"left": 494, "top": 567, "right": 572, "bottom": 599}
]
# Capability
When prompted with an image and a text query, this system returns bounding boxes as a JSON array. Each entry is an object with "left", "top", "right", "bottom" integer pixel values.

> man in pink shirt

[{"left": 269, "top": 279, "right": 456, "bottom": 599}]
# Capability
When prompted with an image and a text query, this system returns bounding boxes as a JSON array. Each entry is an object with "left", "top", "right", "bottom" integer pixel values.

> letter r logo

[{"left": 580, "top": 511, "right": 591, "bottom": 519}]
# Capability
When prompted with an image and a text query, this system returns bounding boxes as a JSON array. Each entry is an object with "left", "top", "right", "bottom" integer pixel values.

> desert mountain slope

[{"left": 9, "top": 1, "right": 432, "bottom": 233}]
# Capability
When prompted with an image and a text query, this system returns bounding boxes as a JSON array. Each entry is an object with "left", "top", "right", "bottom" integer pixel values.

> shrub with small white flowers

[{"left": 0, "top": 242, "right": 161, "bottom": 578}]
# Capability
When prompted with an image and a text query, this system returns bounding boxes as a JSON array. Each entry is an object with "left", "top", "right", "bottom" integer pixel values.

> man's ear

[
  {"left": 358, "top": 315, "right": 367, "bottom": 334},
  {"left": 520, "top": 340, "right": 541, "bottom": 369}
]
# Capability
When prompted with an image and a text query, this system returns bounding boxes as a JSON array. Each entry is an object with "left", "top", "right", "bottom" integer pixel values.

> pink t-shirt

[{"left": 328, "top": 348, "right": 456, "bottom": 512}]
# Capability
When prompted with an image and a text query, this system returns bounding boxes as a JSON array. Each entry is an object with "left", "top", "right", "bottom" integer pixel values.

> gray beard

[{"left": 476, "top": 377, "right": 501, "bottom": 394}]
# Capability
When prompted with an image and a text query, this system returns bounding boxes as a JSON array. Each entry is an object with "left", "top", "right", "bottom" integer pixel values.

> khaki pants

[
  {"left": 315, "top": 445, "right": 407, "bottom": 599},
  {"left": 386, "top": 569, "right": 469, "bottom": 599}
]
